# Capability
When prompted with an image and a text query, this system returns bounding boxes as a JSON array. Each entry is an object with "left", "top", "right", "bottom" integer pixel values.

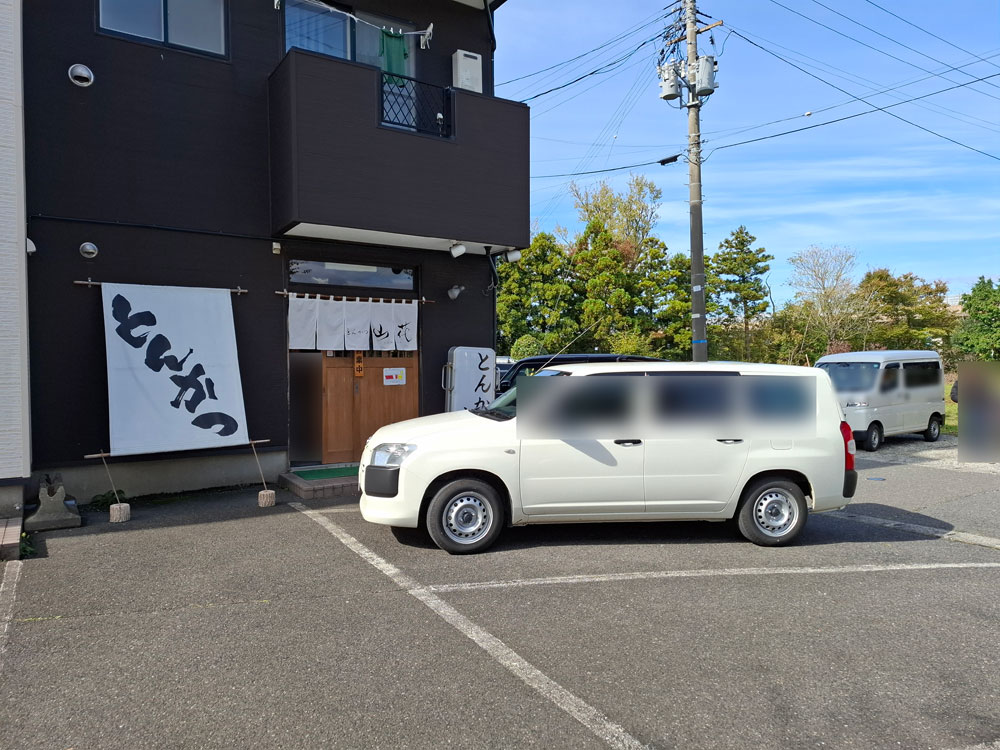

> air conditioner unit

[{"left": 452, "top": 49, "right": 483, "bottom": 93}]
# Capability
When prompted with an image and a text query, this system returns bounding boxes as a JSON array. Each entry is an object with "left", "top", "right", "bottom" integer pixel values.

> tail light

[{"left": 839, "top": 421, "right": 855, "bottom": 471}]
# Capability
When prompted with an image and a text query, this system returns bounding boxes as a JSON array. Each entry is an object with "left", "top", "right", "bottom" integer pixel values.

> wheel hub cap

[
  {"left": 753, "top": 490, "right": 798, "bottom": 537},
  {"left": 443, "top": 494, "right": 492, "bottom": 544}
]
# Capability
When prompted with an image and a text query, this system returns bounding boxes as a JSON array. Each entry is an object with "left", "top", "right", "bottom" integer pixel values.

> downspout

[
  {"left": 487, "top": 249, "right": 500, "bottom": 353},
  {"left": 483, "top": 1, "right": 497, "bottom": 95}
]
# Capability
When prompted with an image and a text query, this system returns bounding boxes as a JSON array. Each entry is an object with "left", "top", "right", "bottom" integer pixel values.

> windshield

[
  {"left": 817, "top": 361, "right": 881, "bottom": 391},
  {"left": 477, "top": 370, "right": 568, "bottom": 420}
]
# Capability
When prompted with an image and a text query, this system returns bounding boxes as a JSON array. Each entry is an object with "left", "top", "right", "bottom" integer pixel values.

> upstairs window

[{"left": 99, "top": 0, "right": 227, "bottom": 56}]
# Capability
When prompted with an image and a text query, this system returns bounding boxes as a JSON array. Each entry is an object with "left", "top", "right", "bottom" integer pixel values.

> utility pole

[
  {"left": 684, "top": 0, "right": 708, "bottom": 362},
  {"left": 660, "top": 3, "right": 721, "bottom": 362}
]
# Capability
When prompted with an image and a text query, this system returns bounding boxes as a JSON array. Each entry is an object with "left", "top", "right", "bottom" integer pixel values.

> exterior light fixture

[
  {"left": 79, "top": 242, "right": 99, "bottom": 259},
  {"left": 504, "top": 249, "right": 522, "bottom": 262},
  {"left": 449, "top": 243, "right": 467, "bottom": 258},
  {"left": 658, "top": 154, "right": 681, "bottom": 165},
  {"left": 447, "top": 284, "right": 465, "bottom": 300}
]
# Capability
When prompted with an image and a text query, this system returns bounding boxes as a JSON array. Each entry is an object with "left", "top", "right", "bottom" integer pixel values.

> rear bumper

[{"left": 843, "top": 469, "right": 858, "bottom": 499}]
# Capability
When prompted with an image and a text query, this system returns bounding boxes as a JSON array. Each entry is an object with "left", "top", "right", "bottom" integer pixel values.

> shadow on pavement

[{"left": 388, "top": 509, "right": 947, "bottom": 554}]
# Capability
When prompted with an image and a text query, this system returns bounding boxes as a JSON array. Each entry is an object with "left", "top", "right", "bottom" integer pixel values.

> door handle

[
  {"left": 614, "top": 439, "right": 642, "bottom": 446},
  {"left": 716, "top": 439, "right": 744, "bottom": 444}
]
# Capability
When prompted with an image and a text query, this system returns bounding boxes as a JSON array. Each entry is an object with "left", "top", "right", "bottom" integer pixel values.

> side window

[
  {"left": 904, "top": 361, "right": 942, "bottom": 388},
  {"left": 652, "top": 376, "right": 733, "bottom": 420},
  {"left": 880, "top": 363, "right": 900, "bottom": 392}
]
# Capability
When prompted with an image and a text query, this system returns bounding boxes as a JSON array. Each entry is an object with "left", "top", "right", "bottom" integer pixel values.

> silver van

[{"left": 815, "top": 350, "right": 945, "bottom": 451}]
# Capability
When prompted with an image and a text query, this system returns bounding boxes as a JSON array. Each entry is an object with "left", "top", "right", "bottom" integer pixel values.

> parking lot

[{"left": 2, "top": 434, "right": 999, "bottom": 749}]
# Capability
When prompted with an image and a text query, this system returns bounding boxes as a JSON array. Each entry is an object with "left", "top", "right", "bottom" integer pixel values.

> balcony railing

[{"left": 381, "top": 72, "right": 452, "bottom": 138}]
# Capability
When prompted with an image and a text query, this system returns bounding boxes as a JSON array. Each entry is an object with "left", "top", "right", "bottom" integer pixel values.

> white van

[
  {"left": 360, "top": 361, "right": 857, "bottom": 553},
  {"left": 815, "top": 350, "right": 945, "bottom": 451}
]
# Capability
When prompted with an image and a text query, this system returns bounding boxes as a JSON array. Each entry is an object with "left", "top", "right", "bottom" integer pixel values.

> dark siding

[
  {"left": 271, "top": 51, "right": 529, "bottom": 248},
  {"left": 23, "top": 2, "right": 279, "bottom": 235},
  {"left": 26, "top": 220, "right": 288, "bottom": 467}
]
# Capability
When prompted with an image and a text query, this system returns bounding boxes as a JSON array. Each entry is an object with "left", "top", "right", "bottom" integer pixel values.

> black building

[{"left": 22, "top": 0, "right": 529, "bottom": 496}]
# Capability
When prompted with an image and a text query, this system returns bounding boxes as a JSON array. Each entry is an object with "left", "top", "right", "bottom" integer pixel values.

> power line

[
  {"left": 729, "top": 31, "right": 1000, "bottom": 162},
  {"left": 805, "top": 0, "right": 1000, "bottom": 92},
  {"left": 766, "top": 0, "right": 1000, "bottom": 103},
  {"left": 711, "top": 29, "right": 1000, "bottom": 136},
  {"left": 530, "top": 156, "right": 679, "bottom": 180},
  {"left": 496, "top": 9, "right": 669, "bottom": 87},
  {"left": 709, "top": 70, "right": 1000, "bottom": 155},
  {"left": 520, "top": 34, "right": 661, "bottom": 102},
  {"left": 860, "top": 0, "right": 1000, "bottom": 73}
]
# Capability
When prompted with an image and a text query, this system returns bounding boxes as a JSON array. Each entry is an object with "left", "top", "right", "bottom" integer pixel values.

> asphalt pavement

[{"left": 1, "top": 434, "right": 998, "bottom": 749}]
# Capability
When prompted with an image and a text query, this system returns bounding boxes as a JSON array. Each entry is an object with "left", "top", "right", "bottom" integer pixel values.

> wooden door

[{"left": 322, "top": 351, "right": 419, "bottom": 464}]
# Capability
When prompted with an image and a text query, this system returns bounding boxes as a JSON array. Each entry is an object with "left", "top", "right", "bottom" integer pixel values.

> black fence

[{"left": 381, "top": 72, "right": 452, "bottom": 137}]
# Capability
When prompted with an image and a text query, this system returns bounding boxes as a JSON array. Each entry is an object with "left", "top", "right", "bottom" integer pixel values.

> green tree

[
  {"left": 496, "top": 232, "right": 577, "bottom": 354},
  {"left": 857, "top": 268, "right": 955, "bottom": 350},
  {"left": 954, "top": 276, "right": 1000, "bottom": 360},
  {"left": 713, "top": 226, "right": 773, "bottom": 360},
  {"left": 569, "top": 174, "right": 662, "bottom": 257},
  {"left": 510, "top": 333, "right": 546, "bottom": 360}
]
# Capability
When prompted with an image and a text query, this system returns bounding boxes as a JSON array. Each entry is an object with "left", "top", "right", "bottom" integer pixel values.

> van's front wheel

[{"left": 426, "top": 479, "right": 504, "bottom": 554}]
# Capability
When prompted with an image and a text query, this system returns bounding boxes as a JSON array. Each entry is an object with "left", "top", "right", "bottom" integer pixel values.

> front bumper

[{"left": 358, "top": 461, "right": 422, "bottom": 528}]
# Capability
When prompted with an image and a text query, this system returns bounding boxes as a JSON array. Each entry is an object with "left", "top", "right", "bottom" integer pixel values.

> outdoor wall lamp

[
  {"left": 504, "top": 249, "right": 522, "bottom": 263},
  {"left": 79, "top": 242, "right": 99, "bottom": 259},
  {"left": 447, "top": 285, "right": 465, "bottom": 300},
  {"left": 449, "top": 243, "right": 467, "bottom": 258}
]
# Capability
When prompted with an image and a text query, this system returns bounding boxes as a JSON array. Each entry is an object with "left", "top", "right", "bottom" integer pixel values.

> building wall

[
  {"left": 21, "top": 1, "right": 507, "bottom": 481},
  {"left": 0, "top": 0, "right": 31, "bottom": 491}
]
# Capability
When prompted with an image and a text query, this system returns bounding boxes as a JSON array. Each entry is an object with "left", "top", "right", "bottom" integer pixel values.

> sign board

[
  {"left": 383, "top": 367, "right": 406, "bottom": 386},
  {"left": 101, "top": 283, "right": 249, "bottom": 456},
  {"left": 354, "top": 351, "right": 364, "bottom": 377},
  {"left": 444, "top": 346, "right": 495, "bottom": 412}
]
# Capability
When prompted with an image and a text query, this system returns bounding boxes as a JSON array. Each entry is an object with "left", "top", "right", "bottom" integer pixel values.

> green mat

[{"left": 293, "top": 466, "right": 359, "bottom": 480}]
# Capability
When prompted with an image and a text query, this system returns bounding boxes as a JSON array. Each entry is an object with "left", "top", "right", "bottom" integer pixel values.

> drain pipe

[{"left": 483, "top": 1, "right": 497, "bottom": 94}]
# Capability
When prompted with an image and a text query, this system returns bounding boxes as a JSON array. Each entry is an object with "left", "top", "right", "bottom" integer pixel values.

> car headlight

[
  {"left": 371, "top": 443, "right": 417, "bottom": 467},
  {"left": 845, "top": 401, "right": 869, "bottom": 407}
]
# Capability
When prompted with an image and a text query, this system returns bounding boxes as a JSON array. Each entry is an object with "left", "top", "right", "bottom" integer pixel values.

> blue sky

[{"left": 493, "top": 0, "right": 1000, "bottom": 304}]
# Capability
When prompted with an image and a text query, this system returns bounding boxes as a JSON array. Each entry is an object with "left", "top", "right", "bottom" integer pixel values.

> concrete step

[
  {"left": 1, "top": 515, "right": 23, "bottom": 561},
  {"left": 279, "top": 472, "right": 360, "bottom": 501}
]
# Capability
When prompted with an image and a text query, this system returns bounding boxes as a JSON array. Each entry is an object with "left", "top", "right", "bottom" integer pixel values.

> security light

[{"left": 449, "top": 243, "right": 467, "bottom": 258}]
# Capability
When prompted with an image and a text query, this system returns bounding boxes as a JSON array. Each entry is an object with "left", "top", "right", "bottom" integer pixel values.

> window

[
  {"left": 99, "top": 0, "right": 226, "bottom": 55},
  {"left": 903, "top": 360, "right": 942, "bottom": 388},
  {"left": 284, "top": 2, "right": 414, "bottom": 74},
  {"left": 880, "top": 363, "right": 900, "bottom": 392},
  {"left": 284, "top": 0, "right": 351, "bottom": 59},
  {"left": 288, "top": 260, "right": 415, "bottom": 291},
  {"left": 817, "top": 361, "right": 881, "bottom": 392}
]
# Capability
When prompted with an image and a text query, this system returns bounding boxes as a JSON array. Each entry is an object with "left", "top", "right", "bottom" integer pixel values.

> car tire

[
  {"left": 862, "top": 422, "right": 883, "bottom": 452},
  {"left": 737, "top": 479, "right": 808, "bottom": 547},
  {"left": 923, "top": 416, "right": 941, "bottom": 442},
  {"left": 426, "top": 478, "right": 504, "bottom": 554}
]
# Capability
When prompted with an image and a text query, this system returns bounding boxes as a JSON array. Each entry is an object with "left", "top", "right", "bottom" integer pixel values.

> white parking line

[
  {"left": 289, "top": 502, "right": 646, "bottom": 750},
  {"left": 426, "top": 562, "right": 1000, "bottom": 593},
  {"left": 834, "top": 511, "right": 1000, "bottom": 551},
  {"left": 314, "top": 506, "right": 360, "bottom": 514},
  {"left": 0, "top": 560, "right": 24, "bottom": 677}
]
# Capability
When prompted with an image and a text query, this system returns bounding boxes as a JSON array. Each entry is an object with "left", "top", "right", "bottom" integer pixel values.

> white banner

[{"left": 102, "top": 283, "right": 249, "bottom": 456}]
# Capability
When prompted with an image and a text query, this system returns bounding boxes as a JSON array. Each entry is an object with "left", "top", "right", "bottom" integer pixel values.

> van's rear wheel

[
  {"left": 737, "top": 479, "right": 808, "bottom": 546},
  {"left": 862, "top": 422, "right": 883, "bottom": 452},
  {"left": 923, "top": 416, "right": 941, "bottom": 442},
  {"left": 426, "top": 479, "right": 504, "bottom": 554}
]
